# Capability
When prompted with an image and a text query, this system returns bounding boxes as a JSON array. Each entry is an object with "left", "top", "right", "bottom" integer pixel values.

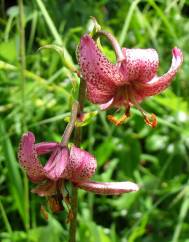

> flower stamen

[
  {"left": 144, "top": 113, "right": 157, "bottom": 128},
  {"left": 47, "top": 195, "right": 64, "bottom": 213},
  {"left": 107, "top": 114, "right": 128, "bottom": 126},
  {"left": 129, "top": 93, "right": 158, "bottom": 128}
]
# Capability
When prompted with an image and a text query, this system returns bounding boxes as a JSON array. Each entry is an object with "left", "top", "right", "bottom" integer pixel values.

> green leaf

[
  {"left": 154, "top": 90, "right": 189, "bottom": 114},
  {"left": 94, "top": 138, "right": 117, "bottom": 166},
  {"left": 0, "top": 38, "right": 17, "bottom": 62},
  {"left": 0, "top": 120, "right": 25, "bottom": 225},
  {"left": 29, "top": 215, "right": 65, "bottom": 242},
  {"left": 118, "top": 135, "right": 141, "bottom": 177},
  {"left": 38, "top": 44, "right": 64, "bottom": 57},
  {"left": 146, "top": 134, "right": 169, "bottom": 152}
]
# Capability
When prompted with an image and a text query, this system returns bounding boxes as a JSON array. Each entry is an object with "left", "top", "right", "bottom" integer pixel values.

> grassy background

[{"left": 0, "top": 0, "right": 189, "bottom": 241}]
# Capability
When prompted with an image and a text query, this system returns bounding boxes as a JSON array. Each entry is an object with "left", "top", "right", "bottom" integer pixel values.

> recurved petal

[
  {"left": 65, "top": 145, "right": 97, "bottom": 181},
  {"left": 31, "top": 180, "right": 57, "bottom": 197},
  {"left": 75, "top": 180, "right": 139, "bottom": 195},
  {"left": 35, "top": 142, "right": 58, "bottom": 155},
  {"left": 121, "top": 48, "right": 159, "bottom": 83},
  {"left": 18, "top": 132, "right": 46, "bottom": 183},
  {"left": 44, "top": 146, "right": 69, "bottom": 181},
  {"left": 100, "top": 97, "right": 114, "bottom": 110},
  {"left": 135, "top": 47, "right": 183, "bottom": 97},
  {"left": 78, "top": 34, "right": 122, "bottom": 104}
]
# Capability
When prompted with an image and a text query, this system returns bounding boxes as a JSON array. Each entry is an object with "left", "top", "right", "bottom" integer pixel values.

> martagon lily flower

[
  {"left": 78, "top": 33, "right": 183, "bottom": 127},
  {"left": 18, "top": 132, "right": 139, "bottom": 211}
]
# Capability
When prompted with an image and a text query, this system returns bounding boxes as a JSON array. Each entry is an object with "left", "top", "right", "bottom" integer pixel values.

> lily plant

[
  {"left": 17, "top": 20, "right": 183, "bottom": 242},
  {"left": 78, "top": 31, "right": 183, "bottom": 127}
]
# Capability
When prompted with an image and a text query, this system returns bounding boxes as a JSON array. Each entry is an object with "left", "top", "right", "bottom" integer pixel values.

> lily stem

[
  {"left": 94, "top": 30, "right": 125, "bottom": 62},
  {"left": 61, "top": 101, "right": 79, "bottom": 147},
  {"left": 68, "top": 78, "right": 86, "bottom": 242}
]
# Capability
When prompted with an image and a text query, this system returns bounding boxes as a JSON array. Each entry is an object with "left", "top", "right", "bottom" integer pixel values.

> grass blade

[{"left": 0, "top": 121, "right": 26, "bottom": 227}]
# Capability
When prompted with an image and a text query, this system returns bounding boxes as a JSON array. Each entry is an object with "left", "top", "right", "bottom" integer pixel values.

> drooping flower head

[
  {"left": 18, "top": 132, "right": 97, "bottom": 194},
  {"left": 18, "top": 132, "right": 139, "bottom": 212},
  {"left": 78, "top": 33, "right": 183, "bottom": 127}
]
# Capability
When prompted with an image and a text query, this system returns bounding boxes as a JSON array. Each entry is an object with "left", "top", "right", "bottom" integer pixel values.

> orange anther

[
  {"left": 144, "top": 113, "right": 157, "bottom": 128},
  {"left": 107, "top": 114, "right": 127, "bottom": 126}
]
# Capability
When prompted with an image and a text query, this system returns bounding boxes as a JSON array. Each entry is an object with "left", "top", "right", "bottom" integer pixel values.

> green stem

[
  {"left": 35, "top": 0, "right": 75, "bottom": 71},
  {"left": 0, "top": 60, "right": 70, "bottom": 98},
  {"left": 18, "top": 0, "right": 30, "bottom": 231},
  {"left": 28, "top": 11, "right": 38, "bottom": 53},
  {"left": 61, "top": 101, "right": 79, "bottom": 146},
  {"left": 68, "top": 186, "right": 78, "bottom": 242},
  {"left": 77, "top": 77, "right": 86, "bottom": 116},
  {"left": 0, "top": 200, "right": 13, "bottom": 234},
  {"left": 94, "top": 30, "right": 125, "bottom": 62},
  {"left": 171, "top": 181, "right": 189, "bottom": 242},
  {"left": 68, "top": 78, "right": 86, "bottom": 242},
  {"left": 18, "top": 0, "right": 26, "bottom": 131},
  {"left": 0, "top": 0, "right": 5, "bottom": 19},
  {"left": 118, "top": 0, "right": 141, "bottom": 46},
  {"left": 35, "top": 0, "right": 62, "bottom": 44}
]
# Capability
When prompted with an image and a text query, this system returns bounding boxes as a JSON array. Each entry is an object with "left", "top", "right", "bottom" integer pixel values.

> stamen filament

[{"left": 129, "top": 93, "right": 158, "bottom": 128}]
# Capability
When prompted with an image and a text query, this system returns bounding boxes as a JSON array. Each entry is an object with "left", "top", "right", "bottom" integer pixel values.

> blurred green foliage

[{"left": 0, "top": 0, "right": 189, "bottom": 242}]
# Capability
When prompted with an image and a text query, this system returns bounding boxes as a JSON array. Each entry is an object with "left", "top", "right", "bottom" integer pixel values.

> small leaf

[
  {"left": 64, "top": 111, "right": 98, "bottom": 127},
  {"left": 0, "top": 38, "right": 17, "bottom": 62},
  {"left": 38, "top": 44, "right": 77, "bottom": 72},
  {"left": 38, "top": 45, "right": 64, "bottom": 57},
  {"left": 87, "top": 16, "right": 101, "bottom": 36}
]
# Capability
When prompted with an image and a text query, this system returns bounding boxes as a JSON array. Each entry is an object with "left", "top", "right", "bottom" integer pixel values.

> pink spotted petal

[
  {"left": 32, "top": 181, "right": 57, "bottom": 197},
  {"left": 64, "top": 145, "right": 97, "bottom": 181},
  {"left": 44, "top": 146, "right": 69, "bottom": 181},
  {"left": 121, "top": 48, "right": 159, "bottom": 83},
  {"left": 135, "top": 47, "right": 183, "bottom": 97},
  {"left": 78, "top": 34, "right": 123, "bottom": 104},
  {"left": 18, "top": 132, "right": 46, "bottom": 183},
  {"left": 75, "top": 180, "right": 139, "bottom": 195},
  {"left": 100, "top": 97, "right": 114, "bottom": 110},
  {"left": 35, "top": 142, "right": 58, "bottom": 155}
]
